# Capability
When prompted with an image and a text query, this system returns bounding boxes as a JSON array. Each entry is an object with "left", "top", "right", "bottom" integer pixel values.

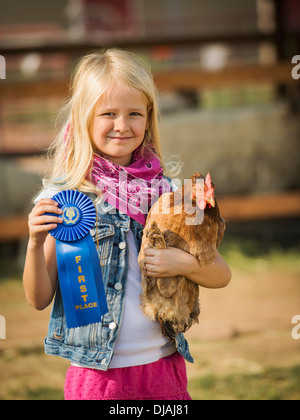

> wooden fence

[
  {"left": 0, "top": 61, "right": 299, "bottom": 240},
  {"left": 0, "top": 61, "right": 297, "bottom": 102},
  {"left": 1, "top": 189, "right": 300, "bottom": 241}
]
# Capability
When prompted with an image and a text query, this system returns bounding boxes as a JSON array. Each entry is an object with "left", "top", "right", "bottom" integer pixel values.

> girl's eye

[
  {"left": 99, "top": 112, "right": 143, "bottom": 117},
  {"left": 130, "top": 112, "right": 142, "bottom": 116}
]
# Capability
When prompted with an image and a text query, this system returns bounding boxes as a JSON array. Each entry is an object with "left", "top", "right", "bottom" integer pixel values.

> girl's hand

[
  {"left": 28, "top": 199, "right": 63, "bottom": 248},
  {"left": 144, "top": 246, "right": 190, "bottom": 278},
  {"left": 143, "top": 247, "right": 232, "bottom": 288}
]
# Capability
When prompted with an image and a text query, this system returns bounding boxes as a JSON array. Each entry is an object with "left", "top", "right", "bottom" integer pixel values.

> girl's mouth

[{"left": 109, "top": 136, "right": 133, "bottom": 141}]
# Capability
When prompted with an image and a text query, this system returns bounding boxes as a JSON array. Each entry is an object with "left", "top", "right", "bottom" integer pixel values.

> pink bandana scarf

[{"left": 90, "top": 146, "right": 171, "bottom": 226}]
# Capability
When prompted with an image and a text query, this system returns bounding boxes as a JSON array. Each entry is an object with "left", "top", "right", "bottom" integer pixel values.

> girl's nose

[{"left": 114, "top": 115, "right": 129, "bottom": 133}]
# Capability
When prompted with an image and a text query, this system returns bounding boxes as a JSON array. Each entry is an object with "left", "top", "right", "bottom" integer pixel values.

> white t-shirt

[{"left": 109, "top": 229, "right": 176, "bottom": 368}]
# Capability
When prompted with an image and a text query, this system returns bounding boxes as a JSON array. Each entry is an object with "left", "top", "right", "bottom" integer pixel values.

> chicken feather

[{"left": 138, "top": 172, "right": 225, "bottom": 341}]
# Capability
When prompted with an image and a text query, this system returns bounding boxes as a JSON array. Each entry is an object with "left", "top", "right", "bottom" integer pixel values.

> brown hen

[{"left": 138, "top": 172, "right": 225, "bottom": 340}]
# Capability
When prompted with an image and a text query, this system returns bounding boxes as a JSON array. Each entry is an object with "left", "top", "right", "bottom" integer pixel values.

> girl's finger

[
  {"left": 30, "top": 215, "right": 63, "bottom": 226},
  {"left": 33, "top": 204, "right": 63, "bottom": 216},
  {"left": 145, "top": 264, "right": 159, "bottom": 274},
  {"left": 31, "top": 223, "right": 59, "bottom": 233},
  {"left": 143, "top": 248, "right": 157, "bottom": 257},
  {"left": 36, "top": 198, "right": 59, "bottom": 206}
]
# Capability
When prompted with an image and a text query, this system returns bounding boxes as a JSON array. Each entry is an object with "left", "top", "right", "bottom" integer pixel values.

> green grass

[
  {"left": 21, "top": 387, "right": 63, "bottom": 401},
  {"left": 188, "top": 365, "right": 300, "bottom": 400},
  {"left": 1, "top": 240, "right": 299, "bottom": 400},
  {"left": 2, "top": 386, "right": 64, "bottom": 401},
  {"left": 1, "top": 344, "right": 299, "bottom": 400}
]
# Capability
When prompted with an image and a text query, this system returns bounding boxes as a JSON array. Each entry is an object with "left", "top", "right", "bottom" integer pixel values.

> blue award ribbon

[{"left": 48, "top": 190, "right": 108, "bottom": 329}]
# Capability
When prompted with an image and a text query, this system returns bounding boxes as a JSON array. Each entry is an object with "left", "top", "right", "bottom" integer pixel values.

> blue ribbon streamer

[{"left": 48, "top": 190, "right": 108, "bottom": 329}]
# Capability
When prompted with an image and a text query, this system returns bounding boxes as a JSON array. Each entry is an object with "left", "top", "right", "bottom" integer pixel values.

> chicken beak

[{"left": 206, "top": 196, "right": 215, "bottom": 208}]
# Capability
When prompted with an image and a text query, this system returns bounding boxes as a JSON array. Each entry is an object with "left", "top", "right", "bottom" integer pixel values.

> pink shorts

[{"left": 64, "top": 352, "right": 191, "bottom": 400}]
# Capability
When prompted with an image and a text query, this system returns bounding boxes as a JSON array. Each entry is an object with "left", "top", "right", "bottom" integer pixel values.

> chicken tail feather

[{"left": 158, "top": 317, "right": 176, "bottom": 341}]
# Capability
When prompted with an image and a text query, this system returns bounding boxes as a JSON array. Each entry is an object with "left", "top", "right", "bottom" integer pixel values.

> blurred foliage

[
  {"left": 201, "top": 84, "right": 276, "bottom": 109},
  {"left": 219, "top": 239, "right": 300, "bottom": 272},
  {"left": 1, "top": 237, "right": 299, "bottom": 283}
]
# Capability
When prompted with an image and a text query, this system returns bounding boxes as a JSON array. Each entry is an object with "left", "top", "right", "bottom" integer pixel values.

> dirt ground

[
  {"left": 186, "top": 267, "right": 300, "bottom": 377},
  {"left": 0, "top": 263, "right": 300, "bottom": 400}
]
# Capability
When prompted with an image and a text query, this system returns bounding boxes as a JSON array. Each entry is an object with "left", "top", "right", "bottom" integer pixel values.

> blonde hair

[{"left": 44, "top": 48, "right": 181, "bottom": 194}]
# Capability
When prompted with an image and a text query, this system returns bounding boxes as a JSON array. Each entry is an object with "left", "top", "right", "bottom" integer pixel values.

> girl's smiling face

[{"left": 92, "top": 82, "right": 149, "bottom": 167}]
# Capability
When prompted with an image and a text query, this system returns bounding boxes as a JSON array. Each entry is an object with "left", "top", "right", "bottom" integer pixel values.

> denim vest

[{"left": 44, "top": 191, "right": 194, "bottom": 370}]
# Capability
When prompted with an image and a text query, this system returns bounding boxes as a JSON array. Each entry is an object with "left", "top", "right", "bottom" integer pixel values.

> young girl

[{"left": 23, "top": 49, "right": 231, "bottom": 400}]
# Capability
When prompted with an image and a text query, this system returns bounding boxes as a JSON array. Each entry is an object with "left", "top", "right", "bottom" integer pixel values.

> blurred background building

[{"left": 0, "top": 0, "right": 300, "bottom": 263}]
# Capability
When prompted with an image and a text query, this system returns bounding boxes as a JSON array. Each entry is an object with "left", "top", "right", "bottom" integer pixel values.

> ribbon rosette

[{"left": 48, "top": 190, "right": 108, "bottom": 329}]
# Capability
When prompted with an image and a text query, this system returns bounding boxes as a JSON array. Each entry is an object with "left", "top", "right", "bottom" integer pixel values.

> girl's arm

[
  {"left": 23, "top": 199, "right": 63, "bottom": 310},
  {"left": 143, "top": 248, "right": 231, "bottom": 289}
]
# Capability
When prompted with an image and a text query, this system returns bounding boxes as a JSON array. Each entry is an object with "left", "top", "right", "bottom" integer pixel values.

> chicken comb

[{"left": 205, "top": 173, "right": 215, "bottom": 195}]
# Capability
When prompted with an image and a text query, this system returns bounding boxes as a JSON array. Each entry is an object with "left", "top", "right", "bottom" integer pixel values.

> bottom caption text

[{"left": 108, "top": 403, "right": 189, "bottom": 417}]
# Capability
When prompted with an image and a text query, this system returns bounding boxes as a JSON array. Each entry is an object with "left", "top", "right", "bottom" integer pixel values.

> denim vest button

[
  {"left": 114, "top": 282, "right": 122, "bottom": 291},
  {"left": 118, "top": 242, "right": 126, "bottom": 250},
  {"left": 109, "top": 322, "right": 117, "bottom": 330},
  {"left": 90, "top": 229, "right": 96, "bottom": 236},
  {"left": 101, "top": 358, "right": 107, "bottom": 365}
]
